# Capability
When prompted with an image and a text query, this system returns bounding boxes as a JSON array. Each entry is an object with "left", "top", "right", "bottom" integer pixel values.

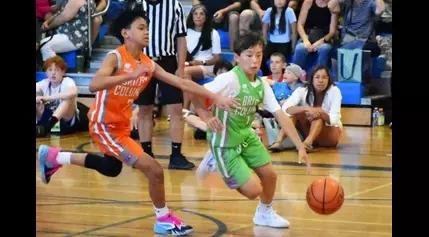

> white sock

[
  {"left": 257, "top": 201, "right": 273, "bottom": 212},
  {"left": 154, "top": 206, "right": 169, "bottom": 218},
  {"left": 56, "top": 152, "right": 72, "bottom": 165}
]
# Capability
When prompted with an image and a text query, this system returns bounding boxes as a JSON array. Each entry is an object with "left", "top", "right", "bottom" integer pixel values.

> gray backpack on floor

[{"left": 263, "top": 118, "right": 303, "bottom": 150}]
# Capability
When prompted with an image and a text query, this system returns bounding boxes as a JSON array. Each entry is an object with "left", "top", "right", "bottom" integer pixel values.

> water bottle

[
  {"left": 372, "top": 107, "right": 379, "bottom": 127},
  {"left": 378, "top": 108, "right": 385, "bottom": 126}
]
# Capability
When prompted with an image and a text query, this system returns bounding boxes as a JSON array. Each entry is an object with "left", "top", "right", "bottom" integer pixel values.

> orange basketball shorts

[{"left": 89, "top": 122, "right": 144, "bottom": 167}]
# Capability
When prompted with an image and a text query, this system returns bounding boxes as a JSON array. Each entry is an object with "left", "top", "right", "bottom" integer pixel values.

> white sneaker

[
  {"left": 196, "top": 150, "right": 217, "bottom": 179},
  {"left": 253, "top": 205, "right": 290, "bottom": 228}
]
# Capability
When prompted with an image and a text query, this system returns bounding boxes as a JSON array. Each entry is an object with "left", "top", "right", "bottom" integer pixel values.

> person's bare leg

[
  {"left": 167, "top": 103, "right": 184, "bottom": 143},
  {"left": 185, "top": 114, "right": 208, "bottom": 131},
  {"left": 269, "top": 117, "right": 297, "bottom": 150},
  {"left": 303, "top": 118, "right": 325, "bottom": 146},
  {"left": 228, "top": 13, "right": 239, "bottom": 50},
  {"left": 253, "top": 163, "right": 277, "bottom": 204},
  {"left": 314, "top": 126, "right": 341, "bottom": 147},
  {"left": 36, "top": 103, "right": 45, "bottom": 120},
  {"left": 134, "top": 153, "right": 166, "bottom": 207},
  {"left": 69, "top": 152, "right": 165, "bottom": 207},
  {"left": 251, "top": 163, "right": 289, "bottom": 228},
  {"left": 183, "top": 66, "right": 205, "bottom": 110},
  {"left": 237, "top": 175, "right": 263, "bottom": 200},
  {"left": 238, "top": 10, "right": 254, "bottom": 35},
  {"left": 91, "top": 16, "right": 103, "bottom": 43},
  {"left": 138, "top": 105, "right": 155, "bottom": 153},
  {"left": 52, "top": 99, "right": 76, "bottom": 121}
]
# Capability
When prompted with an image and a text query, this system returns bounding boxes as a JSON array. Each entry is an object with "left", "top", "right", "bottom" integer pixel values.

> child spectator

[
  {"left": 260, "top": 0, "right": 297, "bottom": 75},
  {"left": 36, "top": 56, "right": 88, "bottom": 137}
]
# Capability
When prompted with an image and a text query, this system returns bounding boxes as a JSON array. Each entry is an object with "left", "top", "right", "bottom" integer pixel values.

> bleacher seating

[
  {"left": 36, "top": 1, "right": 390, "bottom": 110},
  {"left": 95, "top": 24, "right": 109, "bottom": 45},
  {"left": 58, "top": 51, "right": 78, "bottom": 71},
  {"left": 217, "top": 29, "right": 230, "bottom": 49}
]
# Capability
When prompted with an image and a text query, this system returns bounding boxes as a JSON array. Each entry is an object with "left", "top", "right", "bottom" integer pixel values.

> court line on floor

[
  {"left": 36, "top": 230, "right": 127, "bottom": 237},
  {"left": 37, "top": 194, "right": 391, "bottom": 208},
  {"left": 35, "top": 145, "right": 392, "bottom": 172},
  {"left": 63, "top": 208, "right": 179, "bottom": 237},
  {"left": 345, "top": 182, "right": 392, "bottom": 198},
  {"left": 59, "top": 207, "right": 225, "bottom": 237},
  {"left": 181, "top": 209, "right": 227, "bottom": 237}
]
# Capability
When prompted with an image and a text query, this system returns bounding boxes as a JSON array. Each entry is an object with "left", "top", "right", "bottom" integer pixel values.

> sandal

[{"left": 268, "top": 142, "right": 283, "bottom": 152}]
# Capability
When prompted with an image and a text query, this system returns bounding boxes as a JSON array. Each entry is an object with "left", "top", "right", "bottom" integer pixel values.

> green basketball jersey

[{"left": 208, "top": 66, "right": 264, "bottom": 148}]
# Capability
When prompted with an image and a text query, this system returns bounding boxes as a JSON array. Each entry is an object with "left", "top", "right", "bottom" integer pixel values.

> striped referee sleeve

[{"left": 175, "top": 1, "right": 187, "bottom": 37}]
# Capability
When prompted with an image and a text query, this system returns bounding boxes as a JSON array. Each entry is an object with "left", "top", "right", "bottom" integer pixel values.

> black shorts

[
  {"left": 134, "top": 56, "right": 183, "bottom": 105},
  {"left": 36, "top": 101, "right": 89, "bottom": 134},
  {"left": 37, "top": 108, "right": 80, "bottom": 135}
]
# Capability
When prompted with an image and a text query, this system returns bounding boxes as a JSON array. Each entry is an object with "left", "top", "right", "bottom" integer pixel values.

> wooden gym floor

[{"left": 36, "top": 120, "right": 392, "bottom": 237}]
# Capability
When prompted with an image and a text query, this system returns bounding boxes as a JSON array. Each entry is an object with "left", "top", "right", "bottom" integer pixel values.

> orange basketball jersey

[{"left": 88, "top": 45, "right": 154, "bottom": 127}]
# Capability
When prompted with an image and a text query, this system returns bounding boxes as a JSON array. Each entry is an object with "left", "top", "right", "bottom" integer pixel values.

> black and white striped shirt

[{"left": 142, "top": 0, "right": 187, "bottom": 57}]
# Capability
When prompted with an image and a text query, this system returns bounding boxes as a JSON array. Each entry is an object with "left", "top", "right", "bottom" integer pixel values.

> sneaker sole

[
  {"left": 154, "top": 224, "right": 194, "bottom": 236},
  {"left": 253, "top": 219, "right": 289, "bottom": 228},
  {"left": 168, "top": 164, "right": 195, "bottom": 170},
  {"left": 38, "top": 145, "right": 49, "bottom": 184}
]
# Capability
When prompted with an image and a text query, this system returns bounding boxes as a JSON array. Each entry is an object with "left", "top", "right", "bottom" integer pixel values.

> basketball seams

[
  {"left": 310, "top": 183, "right": 324, "bottom": 204},
  {"left": 307, "top": 177, "right": 344, "bottom": 215},
  {"left": 324, "top": 179, "right": 341, "bottom": 204},
  {"left": 322, "top": 178, "right": 327, "bottom": 214}
]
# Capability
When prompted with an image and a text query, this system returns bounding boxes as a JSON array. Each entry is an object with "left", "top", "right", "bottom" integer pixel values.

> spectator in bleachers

[
  {"left": 264, "top": 52, "right": 287, "bottom": 83},
  {"left": 293, "top": 0, "right": 338, "bottom": 68},
  {"left": 249, "top": 0, "right": 300, "bottom": 18},
  {"left": 36, "top": 56, "right": 84, "bottom": 138},
  {"left": 193, "top": 0, "right": 241, "bottom": 50},
  {"left": 213, "top": 59, "right": 234, "bottom": 75},
  {"left": 260, "top": 0, "right": 297, "bottom": 75},
  {"left": 36, "top": 0, "right": 54, "bottom": 50},
  {"left": 40, "top": 0, "right": 95, "bottom": 61},
  {"left": 375, "top": 0, "right": 391, "bottom": 70},
  {"left": 375, "top": 0, "right": 391, "bottom": 35},
  {"left": 280, "top": 65, "right": 342, "bottom": 151},
  {"left": 288, "top": 0, "right": 304, "bottom": 17},
  {"left": 237, "top": 7, "right": 263, "bottom": 36},
  {"left": 184, "top": 60, "right": 234, "bottom": 140},
  {"left": 268, "top": 63, "right": 303, "bottom": 104},
  {"left": 91, "top": 0, "right": 107, "bottom": 43},
  {"left": 266, "top": 63, "right": 304, "bottom": 151},
  {"left": 328, "top": 0, "right": 384, "bottom": 55},
  {"left": 183, "top": 4, "right": 222, "bottom": 110}
]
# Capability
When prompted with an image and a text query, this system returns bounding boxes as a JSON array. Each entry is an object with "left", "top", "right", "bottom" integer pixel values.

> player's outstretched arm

[
  {"left": 188, "top": 93, "right": 224, "bottom": 132},
  {"left": 152, "top": 62, "right": 239, "bottom": 112},
  {"left": 89, "top": 54, "right": 142, "bottom": 92}
]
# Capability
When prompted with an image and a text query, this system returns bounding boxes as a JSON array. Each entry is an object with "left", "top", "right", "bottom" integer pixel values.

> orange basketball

[{"left": 306, "top": 177, "right": 344, "bottom": 215}]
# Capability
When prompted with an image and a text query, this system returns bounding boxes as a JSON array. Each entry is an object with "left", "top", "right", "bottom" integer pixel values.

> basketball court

[{"left": 36, "top": 121, "right": 392, "bottom": 236}]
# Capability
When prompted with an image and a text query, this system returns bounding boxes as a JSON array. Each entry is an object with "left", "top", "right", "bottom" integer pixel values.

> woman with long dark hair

[
  {"left": 281, "top": 65, "right": 342, "bottom": 151},
  {"left": 260, "top": 0, "right": 297, "bottom": 75},
  {"left": 183, "top": 4, "right": 222, "bottom": 110}
]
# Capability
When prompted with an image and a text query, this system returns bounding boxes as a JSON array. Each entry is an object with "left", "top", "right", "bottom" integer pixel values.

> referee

[{"left": 136, "top": 0, "right": 195, "bottom": 170}]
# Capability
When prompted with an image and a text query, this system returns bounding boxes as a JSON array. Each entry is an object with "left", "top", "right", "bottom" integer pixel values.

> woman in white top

[
  {"left": 36, "top": 56, "right": 82, "bottom": 137},
  {"left": 183, "top": 4, "right": 222, "bottom": 110},
  {"left": 281, "top": 65, "right": 342, "bottom": 151}
]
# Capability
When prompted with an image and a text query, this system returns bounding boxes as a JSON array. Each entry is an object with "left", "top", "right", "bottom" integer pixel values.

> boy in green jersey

[{"left": 191, "top": 32, "right": 311, "bottom": 228}]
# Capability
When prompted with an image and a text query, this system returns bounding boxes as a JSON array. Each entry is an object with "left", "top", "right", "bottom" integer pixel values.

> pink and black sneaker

[
  {"left": 154, "top": 210, "right": 194, "bottom": 235},
  {"left": 38, "top": 145, "right": 62, "bottom": 184}
]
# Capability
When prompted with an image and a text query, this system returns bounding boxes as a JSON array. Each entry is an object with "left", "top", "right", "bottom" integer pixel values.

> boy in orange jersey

[{"left": 37, "top": 9, "right": 238, "bottom": 236}]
